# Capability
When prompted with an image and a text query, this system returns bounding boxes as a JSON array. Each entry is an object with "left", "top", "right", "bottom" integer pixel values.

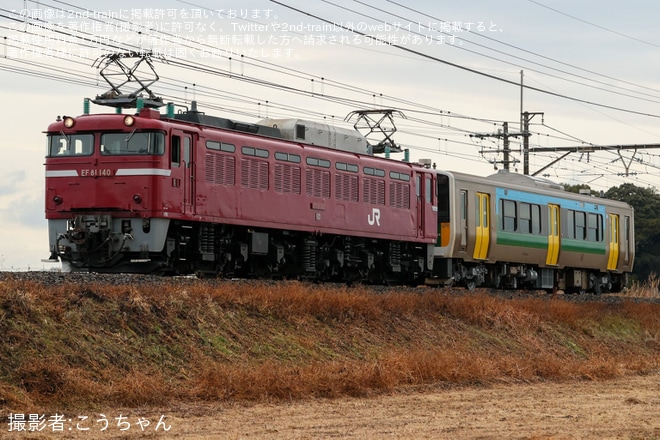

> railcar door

[
  {"left": 607, "top": 214, "right": 620, "bottom": 271},
  {"left": 622, "top": 215, "right": 632, "bottom": 266},
  {"left": 473, "top": 192, "right": 490, "bottom": 260},
  {"left": 546, "top": 204, "right": 560, "bottom": 265},
  {"left": 171, "top": 129, "right": 196, "bottom": 215}
]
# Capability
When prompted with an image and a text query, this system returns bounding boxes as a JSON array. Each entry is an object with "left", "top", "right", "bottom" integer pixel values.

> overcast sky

[{"left": 1, "top": 0, "right": 659, "bottom": 270}]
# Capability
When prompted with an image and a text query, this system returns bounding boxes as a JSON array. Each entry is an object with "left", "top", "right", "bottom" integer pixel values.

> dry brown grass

[
  {"left": 1, "top": 278, "right": 659, "bottom": 413},
  {"left": 622, "top": 272, "right": 660, "bottom": 298}
]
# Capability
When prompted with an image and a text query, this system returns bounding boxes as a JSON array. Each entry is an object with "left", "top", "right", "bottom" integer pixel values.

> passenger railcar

[
  {"left": 45, "top": 104, "right": 437, "bottom": 284},
  {"left": 432, "top": 170, "right": 634, "bottom": 292}
]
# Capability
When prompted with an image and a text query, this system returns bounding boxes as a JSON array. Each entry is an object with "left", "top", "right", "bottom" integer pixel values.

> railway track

[{"left": 1, "top": 271, "right": 656, "bottom": 304}]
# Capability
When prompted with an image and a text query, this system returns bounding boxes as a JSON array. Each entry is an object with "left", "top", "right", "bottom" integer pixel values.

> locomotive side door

[
  {"left": 473, "top": 192, "right": 490, "bottom": 260},
  {"left": 607, "top": 214, "right": 620, "bottom": 271},
  {"left": 171, "top": 129, "right": 196, "bottom": 215},
  {"left": 416, "top": 172, "right": 436, "bottom": 239},
  {"left": 546, "top": 204, "right": 560, "bottom": 265}
]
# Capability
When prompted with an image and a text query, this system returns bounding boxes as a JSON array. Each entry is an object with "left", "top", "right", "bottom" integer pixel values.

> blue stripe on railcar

[{"left": 494, "top": 188, "right": 606, "bottom": 215}]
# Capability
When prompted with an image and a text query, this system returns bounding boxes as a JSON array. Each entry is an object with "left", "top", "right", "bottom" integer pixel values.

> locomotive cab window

[
  {"left": 48, "top": 133, "right": 94, "bottom": 157},
  {"left": 101, "top": 131, "right": 165, "bottom": 156}
]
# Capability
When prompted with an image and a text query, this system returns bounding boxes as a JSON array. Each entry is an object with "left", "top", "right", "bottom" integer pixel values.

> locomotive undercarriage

[
  {"left": 170, "top": 222, "right": 429, "bottom": 285},
  {"left": 433, "top": 259, "right": 625, "bottom": 293},
  {"left": 52, "top": 216, "right": 429, "bottom": 284}
]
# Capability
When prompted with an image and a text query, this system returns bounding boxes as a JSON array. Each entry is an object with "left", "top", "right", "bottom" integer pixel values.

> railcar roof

[{"left": 439, "top": 169, "right": 632, "bottom": 209}]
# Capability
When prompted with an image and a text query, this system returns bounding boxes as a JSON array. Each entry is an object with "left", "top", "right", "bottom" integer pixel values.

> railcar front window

[
  {"left": 47, "top": 134, "right": 94, "bottom": 157},
  {"left": 100, "top": 132, "right": 165, "bottom": 155}
]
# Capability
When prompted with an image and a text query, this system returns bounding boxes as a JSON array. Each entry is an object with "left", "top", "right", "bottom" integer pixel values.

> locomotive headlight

[
  {"left": 123, "top": 115, "right": 135, "bottom": 126},
  {"left": 53, "top": 195, "right": 63, "bottom": 205},
  {"left": 133, "top": 194, "right": 142, "bottom": 203},
  {"left": 63, "top": 116, "right": 75, "bottom": 128}
]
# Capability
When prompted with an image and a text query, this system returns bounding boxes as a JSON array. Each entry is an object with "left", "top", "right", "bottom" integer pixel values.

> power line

[
  {"left": 3, "top": 1, "right": 660, "bottom": 188},
  {"left": 528, "top": 0, "right": 660, "bottom": 50},
  {"left": 270, "top": 0, "right": 660, "bottom": 119}
]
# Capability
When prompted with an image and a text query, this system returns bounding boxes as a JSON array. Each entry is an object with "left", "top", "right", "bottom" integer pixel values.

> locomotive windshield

[
  {"left": 101, "top": 131, "right": 165, "bottom": 155},
  {"left": 47, "top": 134, "right": 93, "bottom": 157}
]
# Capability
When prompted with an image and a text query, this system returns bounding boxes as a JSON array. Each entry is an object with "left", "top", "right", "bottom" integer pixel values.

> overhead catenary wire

[{"left": 1, "top": 1, "right": 659, "bottom": 190}]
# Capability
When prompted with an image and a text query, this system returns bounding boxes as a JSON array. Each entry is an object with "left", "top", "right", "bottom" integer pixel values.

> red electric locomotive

[{"left": 44, "top": 100, "right": 437, "bottom": 282}]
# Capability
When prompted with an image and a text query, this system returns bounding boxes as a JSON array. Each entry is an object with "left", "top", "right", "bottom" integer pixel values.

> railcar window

[
  {"left": 48, "top": 134, "right": 94, "bottom": 157},
  {"left": 502, "top": 200, "right": 517, "bottom": 232},
  {"left": 207, "top": 140, "right": 236, "bottom": 153},
  {"left": 574, "top": 211, "right": 586, "bottom": 240},
  {"left": 519, "top": 202, "right": 531, "bottom": 233},
  {"left": 587, "top": 213, "right": 602, "bottom": 241},
  {"left": 566, "top": 210, "right": 574, "bottom": 239},
  {"left": 101, "top": 132, "right": 165, "bottom": 156},
  {"left": 531, "top": 204, "right": 541, "bottom": 234}
]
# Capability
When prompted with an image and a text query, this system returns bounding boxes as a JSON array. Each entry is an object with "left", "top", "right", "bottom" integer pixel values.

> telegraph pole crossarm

[
  {"left": 528, "top": 144, "right": 660, "bottom": 176},
  {"left": 471, "top": 122, "right": 523, "bottom": 171}
]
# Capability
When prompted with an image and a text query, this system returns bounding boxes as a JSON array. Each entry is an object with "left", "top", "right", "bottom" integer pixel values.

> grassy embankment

[{"left": 0, "top": 276, "right": 658, "bottom": 413}]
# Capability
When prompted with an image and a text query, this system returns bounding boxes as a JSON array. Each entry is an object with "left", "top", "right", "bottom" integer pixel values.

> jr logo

[{"left": 367, "top": 208, "right": 381, "bottom": 226}]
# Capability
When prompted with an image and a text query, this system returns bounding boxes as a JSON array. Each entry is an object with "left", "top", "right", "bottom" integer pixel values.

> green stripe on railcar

[
  {"left": 497, "top": 232, "right": 606, "bottom": 255},
  {"left": 496, "top": 231, "right": 547, "bottom": 249},
  {"left": 561, "top": 239, "right": 606, "bottom": 255}
]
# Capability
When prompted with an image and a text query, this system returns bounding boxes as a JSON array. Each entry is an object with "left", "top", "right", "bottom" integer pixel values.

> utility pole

[
  {"left": 521, "top": 111, "right": 544, "bottom": 175},
  {"left": 520, "top": 70, "right": 524, "bottom": 134},
  {"left": 472, "top": 122, "right": 522, "bottom": 171},
  {"left": 503, "top": 122, "right": 510, "bottom": 171}
]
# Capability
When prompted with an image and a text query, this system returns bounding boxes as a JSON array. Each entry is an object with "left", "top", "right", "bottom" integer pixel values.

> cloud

[{"left": 0, "top": 170, "right": 26, "bottom": 196}]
